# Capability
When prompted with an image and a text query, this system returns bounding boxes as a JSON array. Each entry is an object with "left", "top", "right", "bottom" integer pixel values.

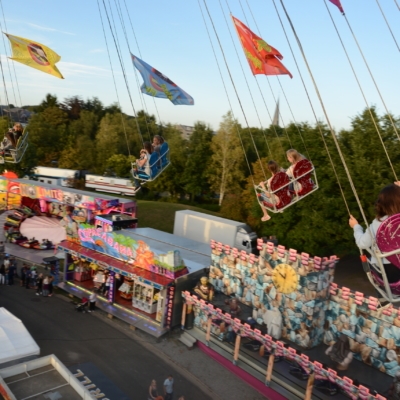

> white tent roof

[
  {"left": 20, "top": 216, "right": 66, "bottom": 244},
  {"left": 0, "top": 308, "right": 40, "bottom": 364}
]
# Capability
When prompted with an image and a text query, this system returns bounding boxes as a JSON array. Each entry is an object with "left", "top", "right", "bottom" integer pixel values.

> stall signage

[
  {"left": 78, "top": 224, "right": 186, "bottom": 279},
  {"left": 108, "top": 271, "right": 115, "bottom": 303},
  {"left": 79, "top": 225, "right": 136, "bottom": 260},
  {"left": 5, "top": 179, "right": 120, "bottom": 211}
]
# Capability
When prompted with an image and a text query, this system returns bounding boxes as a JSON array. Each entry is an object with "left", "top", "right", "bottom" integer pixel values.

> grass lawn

[{"left": 135, "top": 200, "right": 221, "bottom": 233}]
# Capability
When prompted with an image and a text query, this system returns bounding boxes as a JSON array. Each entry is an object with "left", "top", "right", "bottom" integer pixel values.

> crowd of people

[{"left": 0, "top": 251, "right": 55, "bottom": 296}]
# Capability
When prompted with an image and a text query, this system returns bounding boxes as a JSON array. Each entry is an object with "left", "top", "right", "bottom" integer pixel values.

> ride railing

[
  {"left": 181, "top": 291, "right": 386, "bottom": 400},
  {"left": 361, "top": 246, "right": 400, "bottom": 303}
]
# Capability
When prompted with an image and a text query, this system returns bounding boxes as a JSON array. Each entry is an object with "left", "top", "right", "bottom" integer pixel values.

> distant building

[
  {"left": 175, "top": 124, "right": 195, "bottom": 140},
  {"left": 1, "top": 106, "right": 33, "bottom": 123}
]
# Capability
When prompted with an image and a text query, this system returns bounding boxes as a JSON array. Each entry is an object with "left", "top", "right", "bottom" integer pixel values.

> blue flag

[{"left": 131, "top": 53, "right": 194, "bottom": 105}]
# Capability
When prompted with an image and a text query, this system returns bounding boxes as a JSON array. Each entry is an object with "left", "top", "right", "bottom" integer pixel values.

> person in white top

[
  {"left": 349, "top": 182, "right": 400, "bottom": 283},
  {"left": 89, "top": 290, "right": 98, "bottom": 312},
  {"left": 163, "top": 375, "right": 174, "bottom": 400}
]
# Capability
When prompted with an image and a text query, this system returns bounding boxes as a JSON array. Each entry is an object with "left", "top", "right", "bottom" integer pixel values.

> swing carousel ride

[{"left": 1, "top": 0, "right": 400, "bottom": 399}]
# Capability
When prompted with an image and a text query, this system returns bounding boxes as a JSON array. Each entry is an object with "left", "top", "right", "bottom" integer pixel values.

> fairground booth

[
  {"left": 180, "top": 240, "right": 397, "bottom": 399},
  {"left": 0, "top": 177, "right": 209, "bottom": 338}
]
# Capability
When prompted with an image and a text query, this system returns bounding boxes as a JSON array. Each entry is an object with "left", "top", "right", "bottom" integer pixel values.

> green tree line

[{"left": 2, "top": 94, "right": 399, "bottom": 257}]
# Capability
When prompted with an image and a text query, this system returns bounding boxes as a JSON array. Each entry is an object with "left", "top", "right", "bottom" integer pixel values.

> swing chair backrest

[
  {"left": 148, "top": 152, "right": 159, "bottom": 177},
  {"left": 292, "top": 159, "right": 315, "bottom": 196},
  {"left": 159, "top": 142, "right": 169, "bottom": 168},
  {"left": 376, "top": 213, "right": 400, "bottom": 269},
  {"left": 269, "top": 172, "right": 292, "bottom": 209}
]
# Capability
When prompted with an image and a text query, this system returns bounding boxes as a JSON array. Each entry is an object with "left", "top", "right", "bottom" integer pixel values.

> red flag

[
  {"left": 329, "top": 0, "right": 345, "bottom": 14},
  {"left": 232, "top": 16, "right": 292, "bottom": 78}
]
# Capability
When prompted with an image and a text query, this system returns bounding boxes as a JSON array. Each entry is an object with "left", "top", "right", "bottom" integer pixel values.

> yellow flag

[{"left": 5, "top": 33, "right": 64, "bottom": 79}]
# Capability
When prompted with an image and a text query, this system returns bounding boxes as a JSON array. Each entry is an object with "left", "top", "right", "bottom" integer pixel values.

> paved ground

[{"left": 0, "top": 273, "right": 266, "bottom": 400}]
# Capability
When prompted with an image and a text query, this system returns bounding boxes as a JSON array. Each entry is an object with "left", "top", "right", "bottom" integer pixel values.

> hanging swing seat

[
  {"left": 131, "top": 144, "right": 170, "bottom": 183},
  {"left": 290, "top": 159, "right": 318, "bottom": 197},
  {"left": 255, "top": 172, "right": 292, "bottom": 213},
  {"left": 0, "top": 127, "right": 29, "bottom": 165},
  {"left": 255, "top": 160, "right": 318, "bottom": 214},
  {"left": 362, "top": 213, "right": 400, "bottom": 303}
]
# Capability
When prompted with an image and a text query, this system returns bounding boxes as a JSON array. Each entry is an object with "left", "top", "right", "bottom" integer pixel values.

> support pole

[
  {"left": 206, "top": 317, "right": 212, "bottom": 346},
  {"left": 233, "top": 334, "right": 241, "bottom": 365},
  {"left": 265, "top": 350, "right": 275, "bottom": 386},
  {"left": 181, "top": 302, "right": 187, "bottom": 330},
  {"left": 305, "top": 372, "right": 315, "bottom": 400}
]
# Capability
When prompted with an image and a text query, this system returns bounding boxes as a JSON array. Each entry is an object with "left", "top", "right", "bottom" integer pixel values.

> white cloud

[
  {"left": 27, "top": 23, "right": 75, "bottom": 36},
  {"left": 59, "top": 61, "right": 113, "bottom": 77}
]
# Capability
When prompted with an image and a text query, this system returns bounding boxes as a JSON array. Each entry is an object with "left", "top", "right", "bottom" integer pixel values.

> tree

[
  {"left": 104, "top": 154, "right": 135, "bottom": 177},
  {"left": 182, "top": 121, "right": 214, "bottom": 201},
  {"left": 37, "top": 94, "right": 59, "bottom": 111},
  {"left": 207, "top": 112, "right": 245, "bottom": 206},
  {"left": 26, "top": 107, "right": 69, "bottom": 165}
]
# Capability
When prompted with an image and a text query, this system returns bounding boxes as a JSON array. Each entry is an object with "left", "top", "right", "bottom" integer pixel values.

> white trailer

[
  {"left": 31, "top": 167, "right": 81, "bottom": 187},
  {"left": 173, "top": 210, "right": 258, "bottom": 253},
  {"left": 85, "top": 174, "right": 135, "bottom": 196}
]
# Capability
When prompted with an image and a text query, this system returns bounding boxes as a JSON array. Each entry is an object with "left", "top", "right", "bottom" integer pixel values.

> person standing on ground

[
  {"left": 164, "top": 375, "right": 174, "bottom": 400},
  {"left": 36, "top": 273, "right": 43, "bottom": 296},
  {"left": 20, "top": 265, "right": 26, "bottom": 287},
  {"left": 25, "top": 268, "right": 32, "bottom": 289},
  {"left": 102, "top": 273, "right": 111, "bottom": 297},
  {"left": 48, "top": 275, "right": 54, "bottom": 297},
  {"left": 89, "top": 290, "right": 97, "bottom": 312},
  {"left": 148, "top": 379, "right": 159, "bottom": 400},
  {"left": 4, "top": 257, "right": 10, "bottom": 285},
  {"left": 0, "top": 241, "right": 4, "bottom": 256},
  {"left": 8, "top": 262, "right": 15, "bottom": 285},
  {"left": 0, "top": 263, "right": 5, "bottom": 285},
  {"left": 42, "top": 275, "right": 49, "bottom": 296}
]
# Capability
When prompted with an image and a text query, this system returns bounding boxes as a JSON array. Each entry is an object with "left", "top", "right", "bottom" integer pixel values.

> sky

[{"left": 1, "top": 0, "right": 399, "bottom": 133}]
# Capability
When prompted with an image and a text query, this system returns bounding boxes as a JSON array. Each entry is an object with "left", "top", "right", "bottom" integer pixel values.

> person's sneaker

[
  {"left": 36, "top": 293, "right": 39, "bottom": 296},
  {"left": 88, "top": 310, "right": 91, "bottom": 312},
  {"left": 133, "top": 186, "right": 141, "bottom": 194}
]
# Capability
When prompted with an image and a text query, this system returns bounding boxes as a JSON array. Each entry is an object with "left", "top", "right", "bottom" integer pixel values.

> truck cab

[{"left": 235, "top": 226, "right": 258, "bottom": 254}]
